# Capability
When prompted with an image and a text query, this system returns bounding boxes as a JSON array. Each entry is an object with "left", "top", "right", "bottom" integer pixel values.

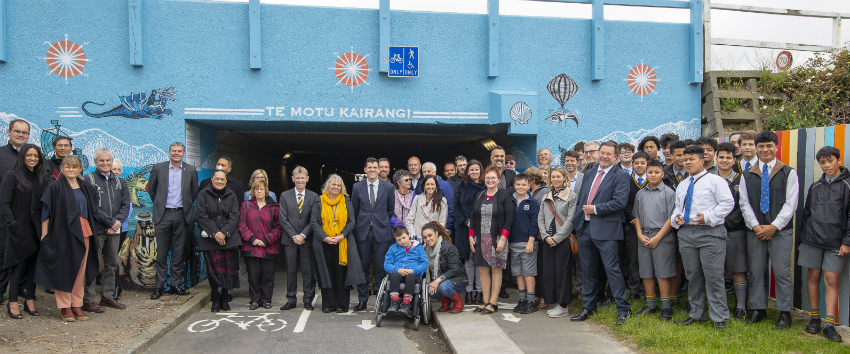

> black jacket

[
  {"left": 662, "top": 163, "right": 685, "bottom": 191},
  {"left": 200, "top": 175, "right": 245, "bottom": 206},
  {"left": 723, "top": 172, "right": 746, "bottom": 232},
  {"left": 196, "top": 185, "right": 241, "bottom": 251},
  {"left": 430, "top": 240, "right": 467, "bottom": 288},
  {"left": 452, "top": 179, "right": 485, "bottom": 260},
  {"left": 84, "top": 171, "right": 131, "bottom": 231},
  {"left": 801, "top": 167, "right": 850, "bottom": 250},
  {"left": 0, "top": 144, "right": 19, "bottom": 185},
  {"left": 0, "top": 169, "right": 46, "bottom": 269}
]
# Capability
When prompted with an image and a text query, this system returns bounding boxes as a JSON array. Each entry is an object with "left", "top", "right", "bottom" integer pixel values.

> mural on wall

[
  {"left": 626, "top": 61, "right": 658, "bottom": 100},
  {"left": 0, "top": 113, "right": 203, "bottom": 291},
  {"left": 546, "top": 74, "right": 580, "bottom": 127},
  {"left": 82, "top": 86, "right": 176, "bottom": 119},
  {"left": 331, "top": 47, "right": 371, "bottom": 93},
  {"left": 40, "top": 34, "right": 90, "bottom": 83},
  {"left": 509, "top": 102, "right": 532, "bottom": 125},
  {"left": 549, "top": 118, "right": 701, "bottom": 167},
  {"left": 510, "top": 146, "right": 534, "bottom": 170}
]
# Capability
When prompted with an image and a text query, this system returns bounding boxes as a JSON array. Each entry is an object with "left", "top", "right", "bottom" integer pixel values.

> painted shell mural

[
  {"left": 547, "top": 73, "right": 579, "bottom": 127},
  {"left": 509, "top": 101, "right": 532, "bottom": 125}
]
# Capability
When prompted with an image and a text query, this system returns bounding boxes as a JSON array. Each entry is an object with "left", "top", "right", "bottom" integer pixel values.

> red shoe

[
  {"left": 437, "top": 297, "right": 451, "bottom": 312},
  {"left": 449, "top": 292, "right": 465, "bottom": 314}
]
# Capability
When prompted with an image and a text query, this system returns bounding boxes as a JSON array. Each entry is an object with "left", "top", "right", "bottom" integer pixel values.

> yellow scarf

[{"left": 321, "top": 193, "right": 348, "bottom": 266}]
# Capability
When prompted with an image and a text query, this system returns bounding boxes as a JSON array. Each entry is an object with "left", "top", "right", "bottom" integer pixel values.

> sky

[{"left": 205, "top": 0, "right": 849, "bottom": 70}]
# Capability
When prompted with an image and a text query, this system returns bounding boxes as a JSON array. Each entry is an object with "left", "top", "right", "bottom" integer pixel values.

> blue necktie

[
  {"left": 745, "top": 161, "right": 752, "bottom": 171},
  {"left": 760, "top": 164, "right": 770, "bottom": 213},
  {"left": 637, "top": 177, "right": 644, "bottom": 186},
  {"left": 683, "top": 177, "right": 694, "bottom": 224}
]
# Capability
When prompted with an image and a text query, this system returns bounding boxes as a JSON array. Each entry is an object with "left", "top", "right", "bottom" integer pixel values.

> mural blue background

[{"left": 0, "top": 0, "right": 700, "bottom": 288}]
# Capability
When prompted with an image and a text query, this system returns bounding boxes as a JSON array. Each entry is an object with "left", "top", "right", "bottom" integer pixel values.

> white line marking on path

[
  {"left": 357, "top": 319, "right": 376, "bottom": 330},
  {"left": 502, "top": 313, "right": 521, "bottom": 323},
  {"left": 293, "top": 297, "right": 318, "bottom": 333}
]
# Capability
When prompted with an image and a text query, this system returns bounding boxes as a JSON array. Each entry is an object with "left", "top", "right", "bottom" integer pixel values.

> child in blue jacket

[{"left": 384, "top": 226, "right": 429, "bottom": 316}]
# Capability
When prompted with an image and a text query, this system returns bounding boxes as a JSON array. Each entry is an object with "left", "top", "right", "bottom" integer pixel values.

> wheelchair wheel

[
  {"left": 414, "top": 317, "right": 420, "bottom": 331},
  {"left": 376, "top": 313, "right": 383, "bottom": 327},
  {"left": 374, "top": 275, "right": 390, "bottom": 315},
  {"left": 421, "top": 274, "right": 432, "bottom": 325}
]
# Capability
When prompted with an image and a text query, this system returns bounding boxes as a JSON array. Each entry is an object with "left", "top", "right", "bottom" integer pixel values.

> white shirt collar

[
  {"left": 599, "top": 164, "right": 614, "bottom": 175},
  {"left": 634, "top": 173, "right": 647, "bottom": 181},
  {"left": 758, "top": 158, "right": 776, "bottom": 172},
  {"left": 743, "top": 156, "right": 758, "bottom": 168}
]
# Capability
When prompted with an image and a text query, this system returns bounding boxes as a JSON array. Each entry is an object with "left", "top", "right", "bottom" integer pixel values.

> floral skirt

[
  {"left": 204, "top": 250, "right": 240, "bottom": 290},
  {"left": 473, "top": 233, "right": 508, "bottom": 269}
]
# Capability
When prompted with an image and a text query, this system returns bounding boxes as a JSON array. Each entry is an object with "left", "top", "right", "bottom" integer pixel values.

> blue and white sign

[{"left": 388, "top": 46, "right": 418, "bottom": 77}]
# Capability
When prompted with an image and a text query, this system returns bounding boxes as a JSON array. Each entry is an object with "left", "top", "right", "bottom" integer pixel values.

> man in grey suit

[
  {"left": 569, "top": 141, "right": 632, "bottom": 325},
  {"left": 279, "top": 166, "right": 318, "bottom": 310},
  {"left": 147, "top": 142, "right": 199, "bottom": 299},
  {"left": 351, "top": 157, "right": 395, "bottom": 311}
]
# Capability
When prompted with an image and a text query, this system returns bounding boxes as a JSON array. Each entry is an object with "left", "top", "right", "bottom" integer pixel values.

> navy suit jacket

[
  {"left": 351, "top": 179, "right": 396, "bottom": 243},
  {"left": 571, "top": 164, "right": 630, "bottom": 241}
]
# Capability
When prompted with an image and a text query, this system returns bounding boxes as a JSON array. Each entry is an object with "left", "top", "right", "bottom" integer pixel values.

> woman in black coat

[
  {"left": 469, "top": 165, "right": 514, "bottom": 315},
  {"left": 452, "top": 159, "right": 485, "bottom": 304},
  {"left": 196, "top": 169, "right": 242, "bottom": 312},
  {"left": 422, "top": 221, "right": 467, "bottom": 313},
  {"left": 35, "top": 155, "right": 101, "bottom": 322},
  {"left": 0, "top": 144, "right": 49, "bottom": 318}
]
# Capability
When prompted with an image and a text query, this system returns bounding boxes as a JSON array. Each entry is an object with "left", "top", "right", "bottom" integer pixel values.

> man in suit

[
  {"left": 491, "top": 146, "right": 516, "bottom": 191},
  {"left": 147, "top": 142, "right": 199, "bottom": 299},
  {"left": 581, "top": 141, "right": 600, "bottom": 173},
  {"left": 570, "top": 141, "right": 632, "bottom": 325},
  {"left": 352, "top": 157, "right": 396, "bottom": 311},
  {"left": 279, "top": 166, "right": 318, "bottom": 310}
]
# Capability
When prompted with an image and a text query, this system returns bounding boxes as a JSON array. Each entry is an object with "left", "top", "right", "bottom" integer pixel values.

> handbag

[{"left": 547, "top": 199, "right": 578, "bottom": 255}]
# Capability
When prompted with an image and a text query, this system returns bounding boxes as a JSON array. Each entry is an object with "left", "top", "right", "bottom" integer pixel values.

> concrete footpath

[{"left": 434, "top": 289, "right": 634, "bottom": 354}]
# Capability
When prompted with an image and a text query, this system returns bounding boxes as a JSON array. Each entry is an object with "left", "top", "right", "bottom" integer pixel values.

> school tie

[
  {"left": 637, "top": 177, "right": 644, "bottom": 186},
  {"left": 585, "top": 170, "right": 605, "bottom": 221},
  {"left": 745, "top": 161, "right": 752, "bottom": 171},
  {"left": 370, "top": 183, "right": 376, "bottom": 208},
  {"left": 297, "top": 193, "right": 303, "bottom": 213},
  {"left": 760, "top": 164, "right": 770, "bottom": 213},
  {"left": 683, "top": 177, "right": 694, "bottom": 224}
]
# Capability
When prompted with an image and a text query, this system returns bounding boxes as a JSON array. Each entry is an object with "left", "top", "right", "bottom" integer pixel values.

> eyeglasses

[
  {"left": 10, "top": 129, "right": 29, "bottom": 136},
  {"left": 484, "top": 177, "right": 499, "bottom": 181},
  {"left": 620, "top": 151, "right": 633, "bottom": 155},
  {"left": 584, "top": 150, "right": 598, "bottom": 155},
  {"left": 401, "top": 178, "right": 411, "bottom": 182}
]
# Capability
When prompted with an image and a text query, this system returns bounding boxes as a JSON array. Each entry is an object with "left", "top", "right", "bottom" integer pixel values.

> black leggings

[
  {"left": 9, "top": 253, "right": 37, "bottom": 302},
  {"left": 388, "top": 271, "right": 418, "bottom": 294}
]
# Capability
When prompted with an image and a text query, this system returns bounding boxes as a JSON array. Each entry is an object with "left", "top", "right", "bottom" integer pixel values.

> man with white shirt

[
  {"left": 279, "top": 166, "right": 318, "bottom": 310},
  {"left": 738, "top": 131, "right": 799, "bottom": 330},
  {"left": 734, "top": 131, "right": 759, "bottom": 174},
  {"left": 671, "top": 145, "right": 734, "bottom": 330}
]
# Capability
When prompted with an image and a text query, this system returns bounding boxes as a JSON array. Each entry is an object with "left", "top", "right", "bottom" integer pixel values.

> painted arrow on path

[
  {"left": 357, "top": 319, "right": 376, "bottom": 330},
  {"left": 502, "top": 313, "right": 521, "bottom": 323}
]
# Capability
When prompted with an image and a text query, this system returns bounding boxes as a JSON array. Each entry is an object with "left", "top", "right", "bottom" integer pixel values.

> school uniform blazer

[
  {"left": 147, "top": 161, "right": 199, "bottom": 225},
  {"left": 279, "top": 188, "right": 319, "bottom": 246},
  {"left": 351, "top": 179, "right": 396, "bottom": 243},
  {"left": 571, "top": 164, "right": 630, "bottom": 241}
]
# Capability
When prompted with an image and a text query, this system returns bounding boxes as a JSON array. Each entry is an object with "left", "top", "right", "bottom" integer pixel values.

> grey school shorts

[
  {"left": 798, "top": 243, "right": 847, "bottom": 274},
  {"left": 725, "top": 230, "right": 748, "bottom": 273},
  {"left": 510, "top": 241, "right": 538, "bottom": 277},
  {"left": 638, "top": 229, "right": 677, "bottom": 279}
]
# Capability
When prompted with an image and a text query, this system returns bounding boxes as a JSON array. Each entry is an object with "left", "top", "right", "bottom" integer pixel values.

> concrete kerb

[
  {"left": 432, "top": 306, "right": 524, "bottom": 354},
  {"left": 116, "top": 281, "right": 212, "bottom": 354}
]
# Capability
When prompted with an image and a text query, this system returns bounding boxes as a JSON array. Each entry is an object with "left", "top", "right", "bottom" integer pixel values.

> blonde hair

[
  {"left": 249, "top": 169, "right": 269, "bottom": 187},
  {"left": 292, "top": 165, "right": 308, "bottom": 176},
  {"left": 321, "top": 174, "right": 348, "bottom": 196},
  {"left": 548, "top": 167, "right": 571, "bottom": 190},
  {"left": 250, "top": 180, "right": 268, "bottom": 198},
  {"left": 61, "top": 155, "right": 83, "bottom": 168}
]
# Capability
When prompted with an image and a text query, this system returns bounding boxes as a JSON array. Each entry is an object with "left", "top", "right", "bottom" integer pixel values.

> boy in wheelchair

[{"left": 384, "top": 226, "right": 428, "bottom": 316}]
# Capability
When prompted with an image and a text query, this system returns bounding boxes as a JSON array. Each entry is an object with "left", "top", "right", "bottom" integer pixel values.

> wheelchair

[{"left": 374, "top": 270, "right": 432, "bottom": 331}]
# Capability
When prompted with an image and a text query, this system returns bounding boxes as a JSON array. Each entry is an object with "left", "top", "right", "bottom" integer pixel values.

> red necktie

[{"left": 585, "top": 170, "right": 605, "bottom": 220}]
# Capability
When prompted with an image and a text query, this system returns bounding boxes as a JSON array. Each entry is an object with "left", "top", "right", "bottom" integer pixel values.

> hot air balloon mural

[
  {"left": 546, "top": 74, "right": 579, "bottom": 127},
  {"left": 509, "top": 101, "right": 532, "bottom": 125}
]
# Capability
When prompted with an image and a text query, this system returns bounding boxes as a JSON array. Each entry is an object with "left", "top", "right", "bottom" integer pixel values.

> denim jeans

[{"left": 428, "top": 279, "right": 465, "bottom": 298}]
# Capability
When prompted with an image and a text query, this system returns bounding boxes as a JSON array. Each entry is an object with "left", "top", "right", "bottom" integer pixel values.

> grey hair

[
  {"left": 94, "top": 148, "right": 113, "bottom": 160},
  {"left": 584, "top": 140, "right": 600, "bottom": 149},
  {"left": 537, "top": 147, "right": 552, "bottom": 155},
  {"left": 111, "top": 158, "right": 123, "bottom": 167},
  {"left": 169, "top": 142, "right": 185, "bottom": 151},
  {"left": 422, "top": 162, "right": 437, "bottom": 172}
]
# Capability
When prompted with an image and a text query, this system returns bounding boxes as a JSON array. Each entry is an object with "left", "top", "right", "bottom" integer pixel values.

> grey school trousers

[
  {"left": 747, "top": 228, "right": 793, "bottom": 312},
  {"left": 678, "top": 225, "right": 729, "bottom": 323}
]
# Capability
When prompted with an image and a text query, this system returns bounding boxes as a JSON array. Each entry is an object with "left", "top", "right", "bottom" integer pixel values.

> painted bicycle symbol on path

[{"left": 188, "top": 313, "right": 288, "bottom": 333}]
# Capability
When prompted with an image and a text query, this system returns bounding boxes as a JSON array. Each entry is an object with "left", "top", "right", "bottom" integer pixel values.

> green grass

[{"left": 568, "top": 295, "right": 850, "bottom": 354}]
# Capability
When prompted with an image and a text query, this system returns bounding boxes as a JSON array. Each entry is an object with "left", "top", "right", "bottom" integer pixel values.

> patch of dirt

[{"left": 0, "top": 286, "right": 190, "bottom": 353}]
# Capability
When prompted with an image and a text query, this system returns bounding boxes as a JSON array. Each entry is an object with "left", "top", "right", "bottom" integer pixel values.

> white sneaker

[{"left": 548, "top": 305, "right": 569, "bottom": 318}]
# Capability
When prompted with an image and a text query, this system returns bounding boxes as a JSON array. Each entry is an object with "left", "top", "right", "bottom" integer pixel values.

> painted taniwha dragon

[{"left": 82, "top": 86, "right": 175, "bottom": 119}]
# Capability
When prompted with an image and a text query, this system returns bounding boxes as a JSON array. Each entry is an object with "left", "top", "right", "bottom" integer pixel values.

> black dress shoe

[
  {"left": 465, "top": 291, "right": 473, "bottom": 303},
  {"left": 628, "top": 294, "right": 642, "bottom": 301},
  {"left": 281, "top": 302, "right": 297, "bottom": 310},
  {"left": 304, "top": 302, "right": 315, "bottom": 311},
  {"left": 353, "top": 302, "right": 368, "bottom": 311},
  {"left": 823, "top": 325, "right": 843, "bottom": 342},
  {"left": 733, "top": 308, "right": 747, "bottom": 320},
  {"left": 676, "top": 317, "right": 706, "bottom": 326},
  {"left": 336, "top": 307, "right": 348, "bottom": 313},
  {"left": 616, "top": 311, "right": 631, "bottom": 325},
  {"left": 150, "top": 288, "right": 164, "bottom": 300},
  {"left": 775, "top": 311, "right": 792, "bottom": 330},
  {"left": 322, "top": 307, "right": 332, "bottom": 313},
  {"left": 636, "top": 306, "right": 659, "bottom": 316},
  {"left": 499, "top": 289, "right": 509, "bottom": 299},
  {"left": 805, "top": 318, "right": 822, "bottom": 334},
  {"left": 474, "top": 292, "right": 484, "bottom": 305},
  {"left": 45, "top": 288, "right": 55, "bottom": 294},
  {"left": 715, "top": 321, "right": 726, "bottom": 330},
  {"left": 660, "top": 308, "right": 674, "bottom": 321},
  {"left": 570, "top": 308, "right": 594, "bottom": 322},
  {"left": 746, "top": 309, "right": 767, "bottom": 324}
]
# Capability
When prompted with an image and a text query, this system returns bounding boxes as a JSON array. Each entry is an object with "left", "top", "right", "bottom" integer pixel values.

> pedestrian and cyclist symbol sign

[{"left": 389, "top": 46, "right": 418, "bottom": 77}]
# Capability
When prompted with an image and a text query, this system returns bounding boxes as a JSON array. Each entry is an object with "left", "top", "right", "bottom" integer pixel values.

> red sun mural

[
  {"left": 44, "top": 35, "right": 89, "bottom": 82},
  {"left": 332, "top": 47, "right": 371, "bottom": 92},
  {"left": 626, "top": 62, "right": 658, "bottom": 99}
]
